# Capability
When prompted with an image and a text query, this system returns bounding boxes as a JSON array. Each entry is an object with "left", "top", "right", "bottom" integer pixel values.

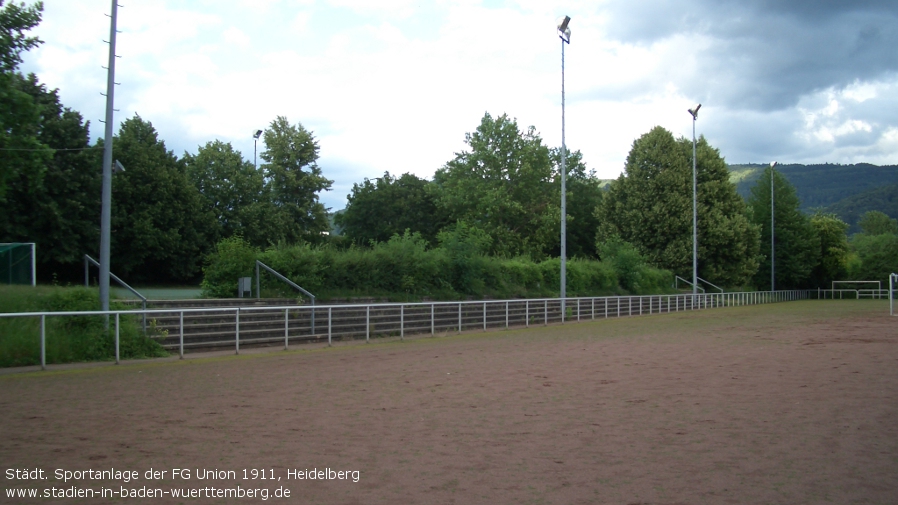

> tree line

[{"left": 2, "top": 1, "right": 894, "bottom": 293}]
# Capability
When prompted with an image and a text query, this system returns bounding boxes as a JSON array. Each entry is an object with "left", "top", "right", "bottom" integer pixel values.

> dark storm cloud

[{"left": 596, "top": 0, "right": 898, "bottom": 110}]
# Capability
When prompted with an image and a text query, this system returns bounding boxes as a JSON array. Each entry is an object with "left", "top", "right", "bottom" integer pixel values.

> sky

[{"left": 19, "top": 0, "right": 898, "bottom": 211}]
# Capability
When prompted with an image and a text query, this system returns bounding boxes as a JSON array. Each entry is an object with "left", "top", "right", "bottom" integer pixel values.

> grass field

[{"left": 1, "top": 300, "right": 896, "bottom": 504}]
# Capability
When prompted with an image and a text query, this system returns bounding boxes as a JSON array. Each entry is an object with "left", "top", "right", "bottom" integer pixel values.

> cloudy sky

[{"left": 19, "top": 0, "right": 898, "bottom": 210}]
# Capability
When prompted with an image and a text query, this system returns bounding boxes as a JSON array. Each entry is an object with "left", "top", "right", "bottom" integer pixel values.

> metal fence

[{"left": 0, "top": 290, "right": 827, "bottom": 370}]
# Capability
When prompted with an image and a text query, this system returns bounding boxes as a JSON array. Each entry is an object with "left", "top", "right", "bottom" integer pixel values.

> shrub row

[{"left": 201, "top": 233, "right": 673, "bottom": 300}]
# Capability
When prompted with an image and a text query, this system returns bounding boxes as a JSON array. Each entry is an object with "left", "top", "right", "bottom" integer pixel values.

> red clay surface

[{"left": 1, "top": 300, "right": 896, "bottom": 504}]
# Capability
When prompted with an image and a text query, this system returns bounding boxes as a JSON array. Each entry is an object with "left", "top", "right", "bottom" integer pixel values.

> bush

[{"left": 200, "top": 235, "right": 259, "bottom": 298}]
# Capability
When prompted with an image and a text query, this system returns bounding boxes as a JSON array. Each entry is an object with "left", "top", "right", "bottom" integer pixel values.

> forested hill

[
  {"left": 823, "top": 183, "right": 898, "bottom": 233},
  {"left": 729, "top": 163, "right": 898, "bottom": 211}
]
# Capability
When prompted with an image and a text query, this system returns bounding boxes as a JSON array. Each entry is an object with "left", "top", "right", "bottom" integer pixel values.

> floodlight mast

[
  {"left": 687, "top": 104, "right": 701, "bottom": 295},
  {"left": 253, "top": 129, "right": 263, "bottom": 169},
  {"left": 770, "top": 161, "right": 778, "bottom": 291},
  {"left": 99, "top": 0, "right": 119, "bottom": 318},
  {"left": 557, "top": 15, "right": 570, "bottom": 310}
]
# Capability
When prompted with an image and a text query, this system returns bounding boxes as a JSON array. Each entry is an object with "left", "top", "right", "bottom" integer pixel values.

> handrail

[
  {"left": 255, "top": 260, "right": 316, "bottom": 334},
  {"left": 84, "top": 254, "right": 147, "bottom": 332},
  {"left": 254, "top": 261, "right": 316, "bottom": 302},
  {"left": 696, "top": 276, "right": 725, "bottom": 293},
  {"left": 674, "top": 275, "right": 705, "bottom": 293}
]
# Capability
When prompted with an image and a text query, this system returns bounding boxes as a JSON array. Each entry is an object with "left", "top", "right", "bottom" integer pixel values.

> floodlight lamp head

[
  {"left": 253, "top": 130, "right": 263, "bottom": 139},
  {"left": 114, "top": 159, "right": 125, "bottom": 173},
  {"left": 770, "top": 161, "right": 778, "bottom": 168},
  {"left": 557, "top": 15, "right": 571, "bottom": 43},
  {"left": 688, "top": 103, "right": 701, "bottom": 119}
]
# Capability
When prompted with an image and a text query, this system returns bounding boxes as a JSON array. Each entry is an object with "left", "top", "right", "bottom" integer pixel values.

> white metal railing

[{"left": 0, "top": 290, "right": 820, "bottom": 370}]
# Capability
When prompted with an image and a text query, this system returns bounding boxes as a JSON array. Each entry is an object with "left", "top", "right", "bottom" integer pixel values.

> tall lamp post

[
  {"left": 557, "top": 15, "right": 570, "bottom": 307},
  {"left": 770, "top": 161, "right": 778, "bottom": 291},
  {"left": 253, "top": 130, "right": 263, "bottom": 169},
  {"left": 687, "top": 104, "right": 701, "bottom": 295},
  {"left": 99, "top": 0, "right": 120, "bottom": 316}
]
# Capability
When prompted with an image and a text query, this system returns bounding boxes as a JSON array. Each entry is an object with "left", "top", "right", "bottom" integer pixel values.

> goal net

[{"left": 0, "top": 243, "right": 36, "bottom": 286}]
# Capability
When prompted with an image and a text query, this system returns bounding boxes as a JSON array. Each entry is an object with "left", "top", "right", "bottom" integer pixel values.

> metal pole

[
  {"left": 30, "top": 243, "right": 35, "bottom": 286},
  {"left": 40, "top": 314, "right": 45, "bottom": 371},
  {"left": 284, "top": 309, "right": 289, "bottom": 350},
  {"left": 560, "top": 37, "right": 567, "bottom": 311},
  {"left": 771, "top": 165, "right": 775, "bottom": 291},
  {"left": 99, "top": 0, "right": 119, "bottom": 317},
  {"left": 235, "top": 308, "right": 240, "bottom": 354},
  {"left": 179, "top": 311, "right": 184, "bottom": 359},
  {"left": 401, "top": 305, "right": 404, "bottom": 341},
  {"left": 115, "top": 313, "right": 120, "bottom": 364},
  {"left": 692, "top": 115, "right": 698, "bottom": 295},
  {"left": 366, "top": 306, "right": 370, "bottom": 342},
  {"left": 328, "top": 307, "right": 332, "bottom": 346}
]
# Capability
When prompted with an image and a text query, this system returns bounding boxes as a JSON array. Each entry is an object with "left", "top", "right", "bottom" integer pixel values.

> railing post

[
  {"left": 235, "top": 308, "right": 240, "bottom": 355},
  {"left": 483, "top": 302, "right": 487, "bottom": 331},
  {"left": 328, "top": 307, "right": 332, "bottom": 346},
  {"left": 401, "top": 305, "right": 405, "bottom": 341},
  {"left": 115, "top": 312, "right": 120, "bottom": 365},
  {"left": 526, "top": 300, "right": 529, "bottom": 327},
  {"left": 458, "top": 303, "right": 462, "bottom": 334},
  {"left": 366, "top": 306, "right": 370, "bottom": 343},
  {"left": 505, "top": 301, "right": 509, "bottom": 329},
  {"left": 284, "top": 308, "right": 289, "bottom": 350},
  {"left": 179, "top": 311, "right": 184, "bottom": 359},
  {"left": 40, "top": 314, "right": 46, "bottom": 371},
  {"left": 431, "top": 304, "right": 435, "bottom": 336},
  {"left": 592, "top": 298, "right": 595, "bottom": 320},
  {"left": 544, "top": 299, "right": 548, "bottom": 326}
]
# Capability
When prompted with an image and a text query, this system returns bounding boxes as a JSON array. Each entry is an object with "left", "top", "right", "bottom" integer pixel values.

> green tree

[
  {"left": 0, "top": 74, "right": 101, "bottom": 279},
  {"left": 183, "top": 140, "right": 279, "bottom": 248},
  {"left": 857, "top": 210, "right": 898, "bottom": 236},
  {"left": 849, "top": 233, "right": 898, "bottom": 283},
  {"left": 433, "top": 112, "right": 558, "bottom": 258},
  {"left": 260, "top": 116, "right": 332, "bottom": 243},
  {"left": 597, "top": 126, "right": 759, "bottom": 287},
  {"left": 110, "top": 115, "right": 216, "bottom": 282},
  {"left": 0, "top": 0, "right": 45, "bottom": 200},
  {"left": 847, "top": 211, "right": 898, "bottom": 283},
  {"left": 746, "top": 166, "right": 818, "bottom": 289},
  {"left": 336, "top": 171, "right": 445, "bottom": 246},
  {"left": 551, "top": 148, "right": 603, "bottom": 259},
  {"left": 809, "top": 212, "right": 851, "bottom": 287}
]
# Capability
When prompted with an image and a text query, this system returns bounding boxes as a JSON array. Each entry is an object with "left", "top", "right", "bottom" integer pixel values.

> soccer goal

[
  {"left": 832, "top": 280, "right": 883, "bottom": 299},
  {"left": 0, "top": 243, "right": 36, "bottom": 286}
]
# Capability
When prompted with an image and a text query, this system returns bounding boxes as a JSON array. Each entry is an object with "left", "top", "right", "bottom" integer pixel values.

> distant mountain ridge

[{"left": 729, "top": 163, "right": 898, "bottom": 230}]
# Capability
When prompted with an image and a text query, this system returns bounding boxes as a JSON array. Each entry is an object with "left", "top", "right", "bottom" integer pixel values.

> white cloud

[{"left": 19, "top": 0, "right": 898, "bottom": 211}]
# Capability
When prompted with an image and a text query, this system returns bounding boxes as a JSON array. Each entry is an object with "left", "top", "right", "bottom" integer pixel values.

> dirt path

[{"left": 1, "top": 300, "right": 896, "bottom": 504}]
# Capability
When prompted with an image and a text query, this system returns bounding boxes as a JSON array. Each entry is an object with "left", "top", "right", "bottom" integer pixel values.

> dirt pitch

[{"left": 1, "top": 300, "right": 896, "bottom": 504}]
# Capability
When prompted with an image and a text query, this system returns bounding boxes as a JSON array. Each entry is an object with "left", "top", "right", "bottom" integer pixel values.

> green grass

[{"left": 0, "top": 285, "right": 169, "bottom": 367}]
